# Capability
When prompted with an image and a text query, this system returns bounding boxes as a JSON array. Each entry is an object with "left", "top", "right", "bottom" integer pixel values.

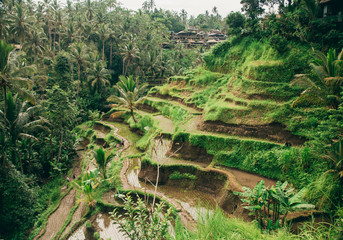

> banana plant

[
  {"left": 235, "top": 180, "right": 268, "bottom": 228},
  {"left": 72, "top": 170, "right": 100, "bottom": 206},
  {"left": 270, "top": 181, "right": 315, "bottom": 225},
  {"left": 236, "top": 180, "right": 315, "bottom": 230}
]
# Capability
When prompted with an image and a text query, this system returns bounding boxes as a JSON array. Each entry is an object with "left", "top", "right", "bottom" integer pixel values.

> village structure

[{"left": 163, "top": 29, "right": 227, "bottom": 48}]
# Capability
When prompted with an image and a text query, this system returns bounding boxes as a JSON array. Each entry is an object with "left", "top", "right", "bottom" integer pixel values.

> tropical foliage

[
  {"left": 108, "top": 75, "right": 148, "bottom": 122},
  {"left": 235, "top": 181, "right": 315, "bottom": 230}
]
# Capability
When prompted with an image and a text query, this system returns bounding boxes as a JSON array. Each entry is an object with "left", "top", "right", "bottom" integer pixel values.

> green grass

[
  {"left": 173, "top": 207, "right": 295, "bottom": 240},
  {"left": 143, "top": 98, "right": 191, "bottom": 124}
]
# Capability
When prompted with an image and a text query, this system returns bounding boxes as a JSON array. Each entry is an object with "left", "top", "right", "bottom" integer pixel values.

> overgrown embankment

[{"left": 145, "top": 37, "right": 339, "bottom": 212}]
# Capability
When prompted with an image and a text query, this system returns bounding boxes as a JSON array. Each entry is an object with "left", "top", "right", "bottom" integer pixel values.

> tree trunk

[
  {"left": 76, "top": 63, "right": 81, "bottom": 104},
  {"left": 53, "top": 27, "right": 56, "bottom": 59},
  {"left": 102, "top": 40, "right": 105, "bottom": 60},
  {"left": 3, "top": 86, "right": 7, "bottom": 119},
  {"left": 130, "top": 108, "right": 137, "bottom": 123},
  {"left": 18, "top": 152, "right": 23, "bottom": 173},
  {"left": 125, "top": 59, "right": 130, "bottom": 76},
  {"left": 57, "top": 124, "right": 63, "bottom": 164},
  {"left": 110, "top": 40, "right": 113, "bottom": 66}
]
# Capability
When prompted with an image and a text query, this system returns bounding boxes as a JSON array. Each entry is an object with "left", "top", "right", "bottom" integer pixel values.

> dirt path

[{"left": 101, "top": 121, "right": 130, "bottom": 159}]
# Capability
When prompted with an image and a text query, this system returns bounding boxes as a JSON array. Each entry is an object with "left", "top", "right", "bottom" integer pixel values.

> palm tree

[
  {"left": 62, "top": 22, "right": 80, "bottom": 47},
  {"left": 85, "top": 0, "right": 94, "bottom": 21},
  {"left": 69, "top": 41, "right": 90, "bottom": 100},
  {"left": 119, "top": 34, "right": 140, "bottom": 75},
  {"left": 43, "top": 0, "right": 53, "bottom": 52},
  {"left": 0, "top": 92, "right": 48, "bottom": 172},
  {"left": 108, "top": 21, "right": 118, "bottom": 66},
  {"left": 107, "top": 75, "right": 147, "bottom": 123},
  {"left": 87, "top": 61, "right": 111, "bottom": 93},
  {"left": 0, "top": 8, "right": 9, "bottom": 40},
  {"left": 23, "top": 26, "right": 47, "bottom": 65},
  {"left": 72, "top": 170, "right": 99, "bottom": 206},
  {"left": 97, "top": 23, "right": 109, "bottom": 60},
  {"left": 0, "top": 40, "right": 35, "bottom": 117},
  {"left": 291, "top": 48, "right": 343, "bottom": 108},
  {"left": 94, "top": 147, "right": 113, "bottom": 179},
  {"left": 8, "top": 4, "right": 34, "bottom": 46},
  {"left": 55, "top": 10, "right": 64, "bottom": 51}
]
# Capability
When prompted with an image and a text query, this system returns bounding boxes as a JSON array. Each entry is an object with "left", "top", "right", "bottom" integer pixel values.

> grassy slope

[{"left": 145, "top": 37, "right": 333, "bottom": 196}]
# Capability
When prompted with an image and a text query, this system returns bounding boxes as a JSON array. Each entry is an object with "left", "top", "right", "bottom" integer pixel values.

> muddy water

[
  {"left": 155, "top": 185, "right": 216, "bottom": 221},
  {"left": 68, "top": 213, "right": 128, "bottom": 240},
  {"left": 94, "top": 213, "right": 128, "bottom": 240},
  {"left": 130, "top": 154, "right": 217, "bottom": 222}
]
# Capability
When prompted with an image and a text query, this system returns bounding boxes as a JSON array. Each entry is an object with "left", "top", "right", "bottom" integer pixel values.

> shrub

[{"left": 270, "top": 35, "right": 289, "bottom": 54}]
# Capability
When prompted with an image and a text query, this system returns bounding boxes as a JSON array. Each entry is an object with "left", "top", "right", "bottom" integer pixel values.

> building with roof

[
  {"left": 319, "top": 0, "right": 343, "bottom": 21},
  {"left": 167, "top": 29, "right": 227, "bottom": 48}
]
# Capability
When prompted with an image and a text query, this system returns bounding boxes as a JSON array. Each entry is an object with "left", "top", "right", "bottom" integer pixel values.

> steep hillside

[{"left": 142, "top": 38, "right": 334, "bottom": 197}]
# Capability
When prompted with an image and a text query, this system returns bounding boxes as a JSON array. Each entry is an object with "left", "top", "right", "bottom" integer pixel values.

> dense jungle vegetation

[{"left": 0, "top": 0, "right": 343, "bottom": 239}]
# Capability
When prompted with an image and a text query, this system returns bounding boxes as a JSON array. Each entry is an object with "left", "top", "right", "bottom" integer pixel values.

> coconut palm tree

[
  {"left": 87, "top": 61, "right": 111, "bottom": 93},
  {"left": 62, "top": 22, "right": 80, "bottom": 47},
  {"left": 8, "top": 4, "right": 34, "bottom": 46},
  {"left": 119, "top": 34, "right": 140, "bottom": 75},
  {"left": 108, "top": 21, "right": 118, "bottom": 66},
  {"left": 69, "top": 41, "right": 90, "bottom": 100},
  {"left": 85, "top": 0, "right": 94, "bottom": 21},
  {"left": 97, "top": 23, "right": 109, "bottom": 60},
  {"left": 107, "top": 75, "right": 147, "bottom": 123},
  {"left": 0, "top": 40, "right": 35, "bottom": 117},
  {"left": 23, "top": 26, "right": 47, "bottom": 65},
  {"left": 0, "top": 8, "right": 9, "bottom": 40},
  {"left": 0, "top": 92, "right": 48, "bottom": 172}
]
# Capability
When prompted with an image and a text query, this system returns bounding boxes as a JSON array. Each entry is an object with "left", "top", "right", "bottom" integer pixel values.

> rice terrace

[{"left": 0, "top": 0, "right": 343, "bottom": 239}]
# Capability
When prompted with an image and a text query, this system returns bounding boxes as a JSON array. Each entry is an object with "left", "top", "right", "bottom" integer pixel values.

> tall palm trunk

[
  {"left": 57, "top": 123, "right": 63, "bottom": 164},
  {"left": 3, "top": 86, "right": 7, "bottom": 119},
  {"left": 102, "top": 40, "right": 105, "bottom": 60},
  {"left": 130, "top": 108, "right": 137, "bottom": 123},
  {"left": 76, "top": 63, "right": 81, "bottom": 103},
  {"left": 110, "top": 40, "right": 113, "bottom": 66}
]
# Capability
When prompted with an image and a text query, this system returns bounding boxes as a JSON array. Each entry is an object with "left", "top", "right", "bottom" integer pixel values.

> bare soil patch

[
  {"left": 136, "top": 103, "right": 158, "bottom": 113},
  {"left": 167, "top": 141, "right": 213, "bottom": 165},
  {"left": 200, "top": 120, "right": 307, "bottom": 146},
  {"left": 93, "top": 122, "right": 111, "bottom": 134},
  {"left": 218, "top": 166, "right": 277, "bottom": 189}
]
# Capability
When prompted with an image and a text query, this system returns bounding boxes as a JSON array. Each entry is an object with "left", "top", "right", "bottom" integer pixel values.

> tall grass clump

[
  {"left": 203, "top": 36, "right": 311, "bottom": 82},
  {"left": 173, "top": 207, "right": 295, "bottom": 240}
]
